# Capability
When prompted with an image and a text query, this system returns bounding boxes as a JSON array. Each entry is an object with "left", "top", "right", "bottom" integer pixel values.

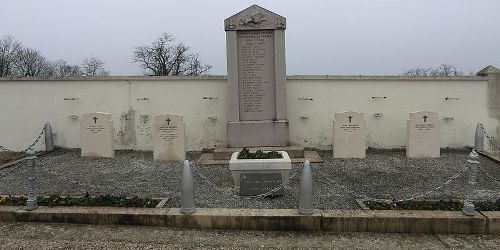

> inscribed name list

[{"left": 237, "top": 30, "right": 276, "bottom": 121}]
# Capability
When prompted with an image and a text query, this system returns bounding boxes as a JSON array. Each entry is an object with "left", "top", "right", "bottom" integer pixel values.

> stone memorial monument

[
  {"left": 153, "top": 114, "right": 186, "bottom": 161},
  {"left": 224, "top": 5, "right": 289, "bottom": 147},
  {"left": 407, "top": 111, "right": 440, "bottom": 158},
  {"left": 333, "top": 111, "right": 366, "bottom": 158},
  {"left": 80, "top": 112, "right": 114, "bottom": 157}
]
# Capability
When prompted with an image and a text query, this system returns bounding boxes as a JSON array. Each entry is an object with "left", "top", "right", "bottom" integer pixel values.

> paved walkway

[{"left": 1, "top": 222, "right": 499, "bottom": 249}]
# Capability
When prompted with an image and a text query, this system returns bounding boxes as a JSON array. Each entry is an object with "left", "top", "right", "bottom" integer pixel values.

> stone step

[{"left": 213, "top": 145, "right": 305, "bottom": 160}]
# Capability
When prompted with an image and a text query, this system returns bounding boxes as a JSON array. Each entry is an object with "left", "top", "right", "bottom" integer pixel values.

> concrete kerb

[
  {"left": 480, "top": 211, "right": 500, "bottom": 234},
  {"left": 1, "top": 206, "right": 499, "bottom": 234}
]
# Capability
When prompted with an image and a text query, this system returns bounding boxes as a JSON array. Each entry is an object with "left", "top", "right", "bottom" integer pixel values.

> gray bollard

[
  {"left": 44, "top": 122, "right": 54, "bottom": 151},
  {"left": 468, "top": 150, "right": 479, "bottom": 184},
  {"left": 25, "top": 147, "right": 38, "bottom": 211},
  {"left": 298, "top": 160, "right": 314, "bottom": 215},
  {"left": 475, "top": 123, "right": 484, "bottom": 151},
  {"left": 181, "top": 160, "right": 196, "bottom": 214}
]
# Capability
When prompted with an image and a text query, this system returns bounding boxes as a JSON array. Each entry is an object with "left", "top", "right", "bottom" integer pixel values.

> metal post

[
  {"left": 44, "top": 122, "right": 54, "bottom": 151},
  {"left": 25, "top": 147, "right": 38, "bottom": 211},
  {"left": 463, "top": 150, "right": 479, "bottom": 216},
  {"left": 475, "top": 123, "right": 484, "bottom": 151},
  {"left": 298, "top": 160, "right": 313, "bottom": 215},
  {"left": 468, "top": 150, "right": 479, "bottom": 184},
  {"left": 181, "top": 160, "right": 196, "bottom": 214}
]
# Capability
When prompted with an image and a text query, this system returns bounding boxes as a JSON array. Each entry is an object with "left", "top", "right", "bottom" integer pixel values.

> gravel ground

[
  {"left": 0, "top": 148, "right": 499, "bottom": 209},
  {"left": 1, "top": 222, "right": 500, "bottom": 249}
]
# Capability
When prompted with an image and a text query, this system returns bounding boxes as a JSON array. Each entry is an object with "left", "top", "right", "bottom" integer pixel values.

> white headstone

[
  {"left": 153, "top": 114, "right": 186, "bottom": 161},
  {"left": 407, "top": 111, "right": 440, "bottom": 158},
  {"left": 333, "top": 111, "right": 366, "bottom": 158},
  {"left": 80, "top": 112, "right": 114, "bottom": 157}
]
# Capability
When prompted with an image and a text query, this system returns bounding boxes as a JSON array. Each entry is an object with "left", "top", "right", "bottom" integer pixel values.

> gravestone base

[
  {"left": 227, "top": 120, "right": 289, "bottom": 147},
  {"left": 229, "top": 151, "right": 291, "bottom": 195}
]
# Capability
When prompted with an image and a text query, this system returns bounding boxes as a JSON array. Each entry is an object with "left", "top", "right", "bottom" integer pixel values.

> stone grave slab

[
  {"left": 407, "top": 111, "right": 440, "bottom": 158},
  {"left": 153, "top": 114, "right": 186, "bottom": 161},
  {"left": 333, "top": 111, "right": 366, "bottom": 158},
  {"left": 80, "top": 112, "right": 114, "bottom": 158}
]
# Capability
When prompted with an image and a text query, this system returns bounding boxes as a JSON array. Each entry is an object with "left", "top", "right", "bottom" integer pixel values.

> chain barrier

[
  {"left": 192, "top": 162, "right": 303, "bottom": 200},
  {"left": 311, "top": 163, "right": 469, "bottom": 203},
  {"left": 395, "top": 166, "right": 468, "bottom": 202},
  {"left": 0, "top": 126, "right": 45, "bottom": 181},
  {"left": 478, "top": 166, "right": 500, "bottom": 187},
  {"left": 0, "top": 126, "right": 45, "bottom": 153},
  {"left": 479, "top": 123, "right": 500, "bottom": 150},
  {"left": 36, "top": 161, "right": 102, "bottom": 190}
]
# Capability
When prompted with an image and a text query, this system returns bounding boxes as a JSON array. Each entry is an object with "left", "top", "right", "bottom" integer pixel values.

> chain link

[
  {"left": 395, "top": 166, "right": 468, "bottom": 202},
  {"left": 0, "top": 126, "right": 45, "bottom": 153},
  {"left": 311, "top": 163, "right": 468, "bottom": 203},
  {"left": 478, "top": 165, "right": 500, "bottom": 186},
  {"left": 479, "top": 123, "right": 500, "bottom": 150},
  {"left": 192, "top": 162, "right": 303, "bottom": 200}
]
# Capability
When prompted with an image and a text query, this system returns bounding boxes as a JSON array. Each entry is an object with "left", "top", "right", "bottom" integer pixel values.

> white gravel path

[{"left": 0, "top": 148, "right": 499, "bottom": 209}]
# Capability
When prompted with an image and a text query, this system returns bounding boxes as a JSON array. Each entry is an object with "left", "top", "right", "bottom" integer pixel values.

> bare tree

[
  {"left": 0, "top": 35, "right": 22, "bottom": 77},
  {"left": 132, "top": 33, "right": 211, "bottom": 76},
  {"left": 52, "top": 59, "right": 82, "bottom": 77},
  {"left": 15, "top": 47, "right": 53, "bottom": 77},
  {"left": 402, "top": 64, "right": 465, "bottom": 77},
  {"left": 82, "top": 56, "right": 109, "bottom": 76}
]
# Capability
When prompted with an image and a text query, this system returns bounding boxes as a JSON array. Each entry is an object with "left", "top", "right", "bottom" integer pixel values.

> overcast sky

[{"left": 1, "top": 0, "right": 499, "bottom": 76}]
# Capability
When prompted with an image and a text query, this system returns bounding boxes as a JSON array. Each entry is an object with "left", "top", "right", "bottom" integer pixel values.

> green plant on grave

[
  {"left": 237, "top": 148, "right": 282, "bottom": 159},
  {"left": 0, "top": 194, "right": 159, "bottom": 208},
  {"left": 365, "top": 200, "right": 463, "bottom": 211}
]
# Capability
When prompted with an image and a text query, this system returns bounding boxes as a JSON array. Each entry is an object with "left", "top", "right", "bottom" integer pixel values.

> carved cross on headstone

[
  {"left": 423, "top": 115, "right": 428, "bottom": 122},
  {"left": 348, "top": 116, "right": 353, "bottom": 123},
  {"left": 166, "top": 118, "right": 171, "bottom": 125},
  {"left": 93, "top": 117, "right": 98, "bottom": 124}
]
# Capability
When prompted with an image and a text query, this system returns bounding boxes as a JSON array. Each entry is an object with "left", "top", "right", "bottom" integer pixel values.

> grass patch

[
  {"left": 237, "top": 148, "right": 282, "bottom": 159},
  {"left": 474, "top": 200, "right": 500, "bottom": 211},
  {"left": 365, "top": 200, "right": 463, "bottom": 211},
  {"left": 0, "top": 152, "right": 25, "bottom": 166},
  {"left": 0, "top": 194, "right": 160, "bottom": 208}
]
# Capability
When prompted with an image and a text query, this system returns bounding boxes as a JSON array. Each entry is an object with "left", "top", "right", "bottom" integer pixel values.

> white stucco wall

[{"left": 0, "top": 75, "right": 492, "bottom": 151}]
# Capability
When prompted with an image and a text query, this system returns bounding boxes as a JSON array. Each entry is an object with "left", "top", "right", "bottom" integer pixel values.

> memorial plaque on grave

[
  {"left": 407, "top": 111, "right": 440, "bottom": 158},
  {"left": 80, "top": 112, "right": 114, "bottom": 158},
  {"left": 333, "top": 111, "right": 366, "bottom": 158},
  {"left": 240, "top": 173, "right": 284, "bottom": 196},
  {"left": 225, "top": 5, "right": 289, "bottom": 147},
  {"left": 153, "top": 114, "right": 186, "bottom": 161}
]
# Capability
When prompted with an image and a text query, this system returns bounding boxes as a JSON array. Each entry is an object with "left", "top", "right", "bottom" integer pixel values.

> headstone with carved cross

[
  {"left": 80, "top": 112, "right": 114, "bottom": 157},
  {"left": 333, "top": 111, "right": 366, "bottom": 158},
  {"left": 153, "top": 114, "right": 186, "bottom": 161},
  {"left": 407, "top": 111, "right": 440, "bottom": 158}
]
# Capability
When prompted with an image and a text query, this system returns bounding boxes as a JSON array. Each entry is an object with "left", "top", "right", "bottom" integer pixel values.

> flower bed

[
  {"left": 365, "top": 200, "right": 463, "bottom": 211},
  {"left": 364, "top": 199, "right": 500, "bottom": 211},
  {"left": 237, "top": 148, "right": 282, "bottom": 159},
  {"left": 0, "top": 152, "right": 24, "bottom": 166},
  {"left": 0, "top": 194, "right": 160, "bottom": 208}
]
